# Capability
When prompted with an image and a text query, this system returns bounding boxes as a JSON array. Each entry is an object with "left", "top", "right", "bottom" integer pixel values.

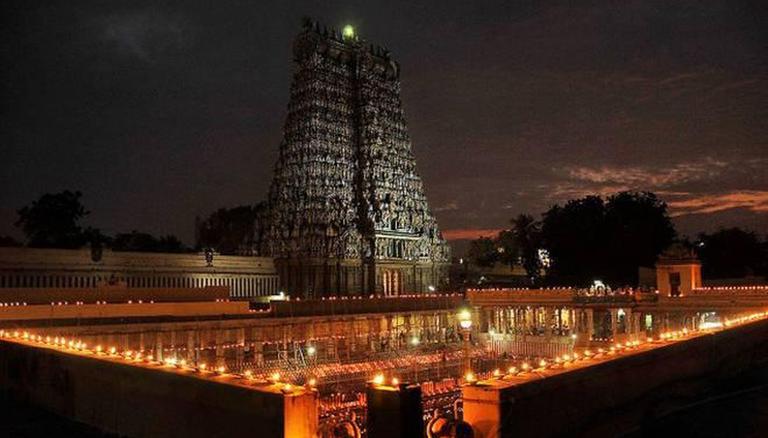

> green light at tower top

[{"left": 342, "top": 25, "right": 355, "bottom": 39}]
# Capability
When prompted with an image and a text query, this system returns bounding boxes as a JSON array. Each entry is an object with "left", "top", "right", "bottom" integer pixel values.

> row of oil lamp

[
  {"left": 467, "top": 287, "right": 576, "bottom": 293},
  {"left": 462, "top": 310, "right": 768, "bottom": 385},
  {"left": 245, "top": 308, "right": 768, "bottom": 390},
  {"left": 3, "top": 310, "right": 766, "bottom": 396},
  {"left": 0, "top": 299, "right": 240, "bottom": 307},
  {"left": 314, "top": 293, "right": 461, "bottom": 301},
  {"left": 0, "top": 329, "right": 316, "bottom": 395},
  {"left": 694, "top": 286, "right": 768, "bottom": 291}
]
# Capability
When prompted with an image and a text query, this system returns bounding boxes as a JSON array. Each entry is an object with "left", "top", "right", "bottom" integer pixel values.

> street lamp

[
  {"left": 458, "top": 308, "right": 473, "bottom": 374},
  {"left": 459, "top": 309, "right": 473, "bottom": 330}
]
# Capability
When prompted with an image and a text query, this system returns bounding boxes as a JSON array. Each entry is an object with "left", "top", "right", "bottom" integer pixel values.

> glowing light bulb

[
  {"left": 391, "top": 377, "right": 400, "bottom": 386},
  {"left": 464, "top": 372, "right": 476, "bottom": 383},
  {"left": 372, "top": 374, "right": 385, "bottom": 385},
  {"left": 342, "top": 25, "right": 355, "bottom": 39},
  {"left": 538, "top": 359, "right": 547, "bottom": 368},
  {"left": 308, "top": 378, "right": 317, "bottom": 387}
]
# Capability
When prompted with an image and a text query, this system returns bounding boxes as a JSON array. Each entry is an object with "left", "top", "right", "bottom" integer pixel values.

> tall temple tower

[{"left": 264, "top": 19, "right": 450, "bottom": 298}]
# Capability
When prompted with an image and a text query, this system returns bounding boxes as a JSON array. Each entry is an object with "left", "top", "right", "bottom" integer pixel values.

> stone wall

[
  {"left": 0, "top": 247, "right": 279, "bottom": 300},
  {"left": 462, "top": 317, "right": 768, "bottom": 437},
  {"left": 0, "top": 338, "right": 317, "bottom": 437}
]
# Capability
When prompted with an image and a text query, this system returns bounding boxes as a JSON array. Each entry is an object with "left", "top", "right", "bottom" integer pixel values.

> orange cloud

[
  {"left": 667, "top": 191, "right": 768, "bottom": 216},
  {"left": 562, "top": 158, "right": 728, "bottom": 188},
  {"left": 442, "top": 228, "right": 504, "bottom": 241}
]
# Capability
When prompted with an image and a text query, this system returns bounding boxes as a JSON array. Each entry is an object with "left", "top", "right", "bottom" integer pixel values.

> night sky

[{"left": 1, "top": 1, "right": 766, "bottom": 249}]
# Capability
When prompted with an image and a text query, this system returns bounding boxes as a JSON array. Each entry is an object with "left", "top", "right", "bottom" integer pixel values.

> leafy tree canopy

[
  {"left": 111, "top": 231, "right": 188, "bottom": 253},
  {"left": 468, "top": 237, "right": 498, "bottom": 268},
  {"left": 196, "top": 203, "right": 267, "bottom": 255},
  {"left": 541, "top": 191, "right": 675, "bottom": 286},
  {"left": 15, "top": 190, "right": 89, "bottom": 248},
  {"left": 697, "top": 228, "right": 765, "bottom": 279}
]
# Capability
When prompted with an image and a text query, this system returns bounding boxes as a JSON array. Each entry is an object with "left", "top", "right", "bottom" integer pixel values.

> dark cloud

[
  {"left": 99, "top": 9, "right": 186, "bottom": 60},
  {"left": 1, "top": 0, "right": 766, "bottom": 244}
]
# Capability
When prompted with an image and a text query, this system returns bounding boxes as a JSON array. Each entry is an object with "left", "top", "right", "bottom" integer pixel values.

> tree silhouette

[
  {"left": 15, "top": 190, "right": 89, "bottom": 248},
  {"left": 111, "top": 231, "right": 187, "bottom": 253},
  {"left": 541, "top": 195, "right": 606, "bottom": 285},
  {"left": 468, "top": 237, "right": 498, "bottom": 267},
  {"left": 541, "top": 191, "right": 675, "bottom": 286},
  {"left": 0, "top": 236, "right": 22, "bottom": 247},
  {"left": 196, "top": 203, "right": 267, "bottom": 255},
  {"left": 510, "top": 214, "right": 542, "bottom": 281},
  {"left": 604, "top": 192, "right": 676, "bottom": 285},
  {"left": 496, "top": 229, "right": 518, "bottom": 268},
  {"left": 697, "top": 228, "right": 764, "bottom": 279}
]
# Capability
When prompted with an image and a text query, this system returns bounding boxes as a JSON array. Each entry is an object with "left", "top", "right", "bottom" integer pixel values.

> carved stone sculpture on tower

[{"left": 263, "top": 19, "right": 450, "bottom": 297}]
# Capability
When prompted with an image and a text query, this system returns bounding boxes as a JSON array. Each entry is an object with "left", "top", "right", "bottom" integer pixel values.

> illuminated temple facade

[{"left": 264, "top": 20, "right": 450, "bottom": 297}]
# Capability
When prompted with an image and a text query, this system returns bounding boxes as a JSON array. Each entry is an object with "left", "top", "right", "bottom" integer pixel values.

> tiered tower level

[{"left": 264, "top": 19, "right": 450, "bottom": 297}]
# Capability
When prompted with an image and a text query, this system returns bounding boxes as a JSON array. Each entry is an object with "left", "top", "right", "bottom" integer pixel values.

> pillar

[
  {"left": 545, "top": 308, "right": 554, "bottom": 339},
  {"left": 366, "top": 383, "right": 424, "bottom": 438},
  {"left": 610, "top": 309, "right": 619, "bottom": 341},
  {"left": 187, "top": 331, "right": 196, "bottom": 362},
  {"left": 155, "top": 332, "right": 164, "bottom": 362},
  {"left": 236, "top": 328, "right": 245, "bottom": 365},
  {"left": 586, "top": 309, "right": 595, "bottom": 343},
  {"left": 215, "top": 330, "right": 225, "bottom": 368}
]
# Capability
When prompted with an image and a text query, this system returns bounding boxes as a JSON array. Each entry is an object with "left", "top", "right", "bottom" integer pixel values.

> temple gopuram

[{"left": 263, "top": 19, "right": 450, "bottom": 298}]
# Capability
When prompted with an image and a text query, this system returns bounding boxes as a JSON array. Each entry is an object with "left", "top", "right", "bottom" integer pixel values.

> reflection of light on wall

[{"left": 698, "top": 312, "right": 722, "bottom": 330}]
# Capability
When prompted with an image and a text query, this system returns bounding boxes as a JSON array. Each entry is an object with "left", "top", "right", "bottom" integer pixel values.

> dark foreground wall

[
  {"left": 463, "top": 318, "right": 768, "bottom": 437},
  {"left": 0, "top": 341, "right": 317, "bottom": 438}
]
